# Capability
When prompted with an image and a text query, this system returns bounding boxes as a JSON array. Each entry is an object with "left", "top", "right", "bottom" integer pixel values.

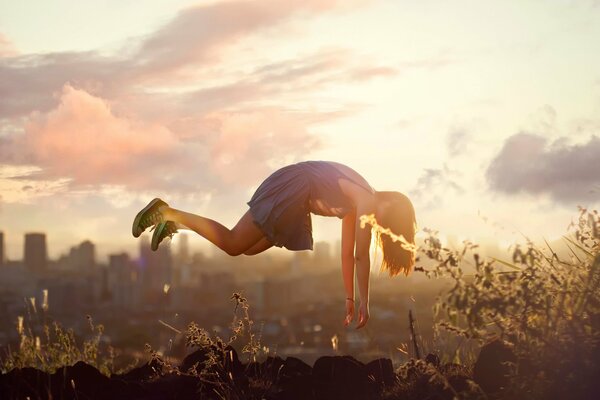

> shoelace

[
  {"left": 141, "top": 211, "right": 162, "bottom": 228},
  {"left": 164, "top": 222, "right": 178, "bottom": 239},
  {"left": 153, "top": 221, "right": 177, "bottom": 241}
]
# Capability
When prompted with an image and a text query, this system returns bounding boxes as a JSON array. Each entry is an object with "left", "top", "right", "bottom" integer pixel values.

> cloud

[
  {"left": 410, "top": 165, "right": 464, "bottom": 208},
  {"left": 0, "top": 84, "right": 323, "bottom": 193},
  {"left": 0, "top": 0, "right": 392, "bottom": 201},
  {"left": 176, "top": 47, "right": 397, "bottom": 116},
  {"left": 0, "top": 34, "right": 18, "bottom": 58},
  {"left": 0, "top": 1, "right": 364, "bottom": 119},
  {"left": 132, "top": 0, "right": 359, "bottom": 78},
  {"left": 486, "top": 133, "right": 600, "bottom": 204},
  {"left": 0, "top": 52, "right": 129, "bottom": 119},
  {"left": 207, "top": 107, "right": 321, "bottom": 185},
  {"left": 249, "top": 47, "right": 397, "bottom": 85},
  {"left": 0, "top": 3, "right": 392, "bottom": 136},
  {"left": 446, "top": 127, "right": 472, "bottom": 158},
  {"left": 0, "top": 85, "right": 187, "bottom": 191}
]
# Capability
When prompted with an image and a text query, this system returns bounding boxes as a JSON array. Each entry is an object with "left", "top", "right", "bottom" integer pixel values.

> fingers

[
  {"left": 344, "top": 312, "right": 354, "bottom": 327},
  {"left": 344, "top": 302, "right": 354, "bottom": 327},
  {"left": 355, "top": 310, "right": 368, "bottom": 329},
  {"left": 355, "top": 317, "right": 366, "bottom": 329}
]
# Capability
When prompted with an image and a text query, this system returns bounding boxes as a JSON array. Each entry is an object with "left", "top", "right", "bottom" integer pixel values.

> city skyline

[
  {"left": 0, "top": 0, "right": 598, "bottom": 264},
  {"left": 0, "top": 229, "right": 336, "bottom": 266}
]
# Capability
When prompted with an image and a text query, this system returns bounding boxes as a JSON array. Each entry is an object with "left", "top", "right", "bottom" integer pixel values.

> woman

[{"left": 132, "top": 160, "right": 417, "bottom": 329}]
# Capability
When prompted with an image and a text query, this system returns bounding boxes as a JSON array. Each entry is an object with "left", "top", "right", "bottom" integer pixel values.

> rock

[
  {"left": 179, "top": 347, "right": 212, "bottom": 374},
  {"left": 179, "top": 345, "right": 243, "bottom": 376},
  {"left": 0, "top": 367, "right": 50, "bottom": 399},
  {"left": 179, "top": 345, "right": 248, "bottom": 394},
  {"left": 473, "top": 338, "right": 516, "bottom": 394},
  {"left": 50, "top": 361, "right": 147, "bottom": 399},
  {"left": 277, "top": 357, "right": 315, "bottom": 400},
  {"left": 312, "top": 355, "right": 377, "bottom": 400},
  {"left": 50, "top": 361, "right": 113, "bottom": 399},
  {"left": 222, "top": 345, "right": 244, "bottom": 376},
  {"left": 280, "top": 356, "right": 312, "bottom": 379},
  {"left": 365, "top": 358, "right": 395, "bottom": 387},
  {"left": 243, "top": 356, "right": 284, "bottom": 382},
  {"left": 113, "top": 357, "right": 165, "bottom": 382},
  {"left": 244, "top": 361, "right": 261, "bottom": 378},
  {"left": 50, "top": 361, "right": 144, "bottom": 399},
  {"left": 142, "top": 372, "right": 202, "bottom": 400}
]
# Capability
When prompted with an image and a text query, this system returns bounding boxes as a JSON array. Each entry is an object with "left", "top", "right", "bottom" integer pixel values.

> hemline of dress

[{"left": 247, "top": 202, "right": 313, "bottom": 252}]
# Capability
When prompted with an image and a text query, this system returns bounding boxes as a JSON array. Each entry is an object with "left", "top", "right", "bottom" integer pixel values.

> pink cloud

[
  {"left": 207, "top": 107, "right": 321, "bottom": 185},
  {"left": 6, "top": 84, "right": 185, "bottom": 190},
  {"left": 0, "top": 34, "right": 18, "bottom": 58},
  {"left": 131, "top": 0, "right": 368, "bottom": 81},
  {"left": 348, "top": 65, "right": 398, "bottom": 81},
  {"left": 0, "top": 0, "right": 398, "bottom": 196},
  {"left": 2, "top": 84, "right": 324, "bottom": 192},
  {"left": 0, "top": 2, "right": 385, "bottom": 120}
]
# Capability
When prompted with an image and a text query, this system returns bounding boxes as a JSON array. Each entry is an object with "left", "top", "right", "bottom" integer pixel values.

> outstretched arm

[
  {"left": 337, "top": 178, "right": 376, "bottom": 329},
  {"left": 354, "top": 200, "right": 373, "bottom": 329},
  {"left": 341, "top": 209, "right": 356, "bottom": 326}
]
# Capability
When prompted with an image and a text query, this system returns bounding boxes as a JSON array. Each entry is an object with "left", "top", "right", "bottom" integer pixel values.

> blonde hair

[{"left": 371, "top": 191, "right": 417, "bottom": 277}]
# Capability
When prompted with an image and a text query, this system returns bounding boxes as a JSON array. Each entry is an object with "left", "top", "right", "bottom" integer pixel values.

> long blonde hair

[{"left": 373, "top": 191, "right": 417, "bottom": 277}]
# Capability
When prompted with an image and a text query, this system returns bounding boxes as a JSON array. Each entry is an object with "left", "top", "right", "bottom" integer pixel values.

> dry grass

[{"left": 404, "top": 207, "right": 599, "bottom": 399}]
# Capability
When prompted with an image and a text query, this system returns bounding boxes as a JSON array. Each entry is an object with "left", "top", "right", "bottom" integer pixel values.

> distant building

[
  {"left": 177, "top": 233, "right": 189, "bottom": 266},
  {"left": 0, "top": 231, "right": 5, "bottom": 267},
  {"left": 313, "top": 241, "right": 331, "bottom": 267},
  {"left": 242, "top": 279, "right": 266, "bottom": 313},
  {"left": 264, "top": 276, "right": 292, "bottom": 315},
  {"left": 24, "top": 233, "right": 47, "bottom": 272},
  {"left": 38, "top": 274, "right": 96, "bottom": 315},
  {"left": 171, "top": 270, "right": 234, "bottom": 313},
  {"left": 68, "top": 240, "right": 96, "bottom": 270},
  {"left": 78, "top": 240, "right": 96, "bottom": 267},
  {"left": 107, "top": 252, "right": 138, "bottom": 309},
  {"left": 138, "top": 235, "right": 172, "bottom": 306},
  {"left": 333, "top": 239, "right": 342, "bottom": 262},
  {"left": 290, "top": 250, "right": 311, "bottom": 275}
]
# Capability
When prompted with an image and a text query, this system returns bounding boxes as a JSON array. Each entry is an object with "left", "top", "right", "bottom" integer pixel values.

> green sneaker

[
  {"left": 151, "top": 221, "right": 178, "bottom": 251},
  {"left": 132, "top": 198, "right": 168, "bottom": 238}
]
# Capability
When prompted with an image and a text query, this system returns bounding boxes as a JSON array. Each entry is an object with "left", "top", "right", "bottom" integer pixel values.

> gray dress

[{"left": 246, "top": 160, "right": 375, "bottom": 251}]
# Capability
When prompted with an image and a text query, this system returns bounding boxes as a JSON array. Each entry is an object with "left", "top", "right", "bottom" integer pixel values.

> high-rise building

[
  {"left": 68, "top": 240, "right": 96, "bottom": 269},
  {"left": 78, "top": 240, "right": 96, "bottom": 267},
  {"left": 24, "top": 233, "right": 47, "bottom": 272},
  {"left": 290, "top": 250, "right": 311, "bottom": 275},
  {"left": 0, "top": 231, "right": 5, "bottom": 267},
  {"left": 138, "top": 235, "right": 172, "bottom": 303},
  {"left": 313, "top": 241, "right": 332, "bottom": 267},
  {"left": 177, "top": 233, "right": 189, "bottom": 266},
  {"left": 109, "top": 252, "right": 129, "bottom": 271},
  {"left": 108, "top": 252, "right": 138, "bottom": 308}
]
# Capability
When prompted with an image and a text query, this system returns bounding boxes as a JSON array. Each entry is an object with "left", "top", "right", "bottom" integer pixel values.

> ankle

[{"left": 158, "top": 205, "right": 173, "bottom": 220}]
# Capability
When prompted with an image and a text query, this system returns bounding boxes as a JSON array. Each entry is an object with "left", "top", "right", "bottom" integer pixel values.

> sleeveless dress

[{"left": 246, "top": 160, "right": 375, "bottom": 250}]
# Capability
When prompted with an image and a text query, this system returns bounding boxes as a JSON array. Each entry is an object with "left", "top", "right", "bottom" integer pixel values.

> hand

[
  {"left": 355, "top": 301, "right": 370, "bottom": 329},
  {"left": 344, "top": 299, "right": 355, "bottom": 327}
]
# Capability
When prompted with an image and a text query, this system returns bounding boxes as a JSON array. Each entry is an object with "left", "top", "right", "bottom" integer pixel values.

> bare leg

[
  {"left": 243, "top": 237, "right": 274, "bottom": 255},
  {"left": 174, "top": 222, "right": 191, "bottom": 230},
  {"left": 159, "top": 206, "right": 266, "bottom": 256}
]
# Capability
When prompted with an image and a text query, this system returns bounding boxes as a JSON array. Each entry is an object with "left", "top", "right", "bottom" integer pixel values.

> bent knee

[{"left": 226, "top": 247, "right": 245, "bottom": 257}]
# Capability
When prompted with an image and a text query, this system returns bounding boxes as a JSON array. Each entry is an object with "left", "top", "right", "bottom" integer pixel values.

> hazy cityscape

[{"left": 0, "top": 230, "right": 456, "bottom": 369}]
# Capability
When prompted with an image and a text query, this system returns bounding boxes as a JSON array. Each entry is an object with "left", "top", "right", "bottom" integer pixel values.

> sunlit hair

[{"left": 372, "top": 191, "right": 417, "bottom": 277}]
